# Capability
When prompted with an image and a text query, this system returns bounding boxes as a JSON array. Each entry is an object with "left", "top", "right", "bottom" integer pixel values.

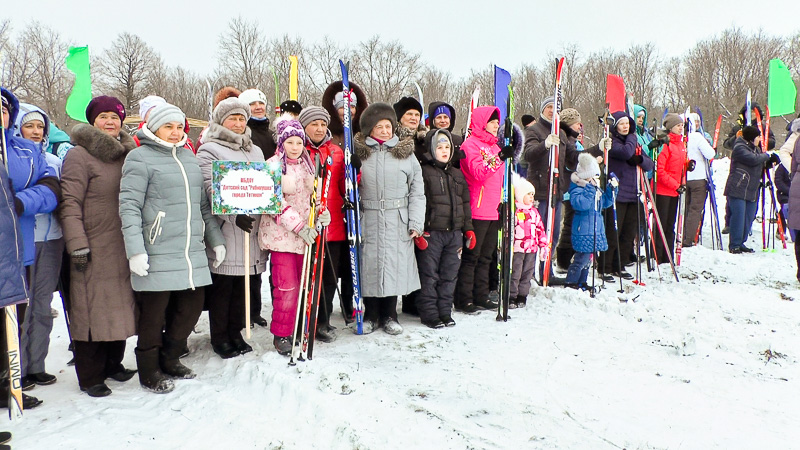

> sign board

[{"left": 211, "top": 160, "right": 282, "bottom": 215}]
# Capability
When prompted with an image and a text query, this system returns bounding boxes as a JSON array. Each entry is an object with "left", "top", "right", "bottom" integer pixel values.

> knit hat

[
  {"left": 138, "top": 95, "right": 166, "bottom": 120},
  {"left": 513, "top": 175, "right": 535, "bottom": 204},
  {"left": 239, "top": 89, "right": 267, "bottom": 106},
  {"left": 540, "top": 96, "right": 554, "bottom": 114},
  {"left": 298, "top": 106, "right": 330, "bottom": 128},
  {"left": 432, "top": 104, "right": 451, "bottom": 120},
  {"left": 276, "top": 117, "right": 306, "bottom": 151},
  {"left": 393, "top": 97, "right": 423, "bottom": 120},
  {"left": 20, "top": 111, "right": 45, "bottom": 127},
  {"left": 280, "top": 100, "right": 303, "bottom": 115},
  {"left": 521, "top": 114, "right": 535, "bottom": 127},
  {"left": 146, "top": 104, "right": 185, "bottom": 133},
  {"left": 213, "top": 97, "right": 250, "bottom": 125},
  {"left": 663, "top": 113, "right": 683, "bottom": 131},
  {"left": 741, "top": 125, "right": 760, "bottom": 142},
  {"left": 560, "top": 108, "right": 581, "bottom": 127},
  {"left": 86, "top": 96, "right": 126, "bottom": 125},
  {"left": 360, "top": 103, "right": 397, "bottom": 137},
  {"left": 333, "top": 91, "right": 357, "bottom": 110},
  {"left": 575, "top": 152, "right": 600, "bottom": 180}
]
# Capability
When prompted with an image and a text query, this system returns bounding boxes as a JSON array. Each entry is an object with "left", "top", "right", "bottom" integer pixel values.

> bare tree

[
  {"left": 215, "top": 17, "right": 272, "bottom": 93},
  {"left": 352, "top": 36, "right": 422, "bottom": 103},
  {"left": 96, "top": 32, "right": 162, "bottom": 111}
]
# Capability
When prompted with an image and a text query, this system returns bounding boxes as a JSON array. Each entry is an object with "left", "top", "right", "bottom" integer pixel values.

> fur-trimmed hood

[
  {"left": 203, "top": 122, "right": 254, "bottom": 152},
  {"left": 427, "top": 101, "right": 456, "bottom": 132},
  {"left": 353, "top": 132, "right": 415, "bottom": 161},
  {"left": 322, "top": 80, "right": 369, "bottom": 136},
  {"left": 70, "top": 124, "right": 136, "bottom": 163}
]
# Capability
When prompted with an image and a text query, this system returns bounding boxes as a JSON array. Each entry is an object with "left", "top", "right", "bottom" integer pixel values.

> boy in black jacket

[{"left": 414, "top": 130, "right": 475, "bottom": 328}]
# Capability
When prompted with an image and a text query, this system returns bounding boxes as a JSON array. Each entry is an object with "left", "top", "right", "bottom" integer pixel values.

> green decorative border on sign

[{"left": 212, "top": 160, "right": 282, "bottom": 215}]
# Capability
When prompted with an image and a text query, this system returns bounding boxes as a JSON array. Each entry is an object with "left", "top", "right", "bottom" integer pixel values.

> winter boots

[
  {"left": 160, "top": 337, "right": 195, "bottom": 379},
  {"left": 135, "top": 347, "right": 175, "bottom": 394}
]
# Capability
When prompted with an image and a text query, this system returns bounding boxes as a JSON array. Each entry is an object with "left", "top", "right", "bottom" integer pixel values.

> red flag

[{"left": 606, "top": 74, "right": 626, "bottom": 113}]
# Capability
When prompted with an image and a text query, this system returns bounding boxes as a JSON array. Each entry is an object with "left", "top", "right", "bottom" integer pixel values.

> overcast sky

[{"left": 3, "top": 0, "right": 798, "bottom": 80}]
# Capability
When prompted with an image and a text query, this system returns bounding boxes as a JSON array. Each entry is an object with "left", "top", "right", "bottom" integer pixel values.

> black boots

[
  {"left": 160, "top": 338, "right": 195, "bottom": 380},
  {"left": 135, "top": 347, "right": 174, "bottom": 394}
]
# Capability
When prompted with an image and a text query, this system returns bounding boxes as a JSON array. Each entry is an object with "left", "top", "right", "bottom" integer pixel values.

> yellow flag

[{"left": 289, "top": 55, "right": 299, "bottom": 101}]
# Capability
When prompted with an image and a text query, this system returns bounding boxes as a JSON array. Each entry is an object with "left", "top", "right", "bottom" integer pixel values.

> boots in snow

[
  {"left": 135, "top": 347, "right": 175, "bottom": 394},
  {"left": 160, "top": 337, "right": 195, "bottom": 379}
]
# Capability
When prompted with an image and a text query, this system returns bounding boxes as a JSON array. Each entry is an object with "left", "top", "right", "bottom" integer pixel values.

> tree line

[{"left": 1, "top": 17, "right": 798, "bottom": 144}]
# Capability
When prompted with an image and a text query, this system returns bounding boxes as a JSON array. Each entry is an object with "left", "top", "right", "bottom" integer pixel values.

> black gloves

[
  {"left": 676, "top": 185, "right": 687, "bottom": 195},
  {"left": 767, "top": 152, "right": 781, "bottom": 167},
  {"left": 686, "top": 160, "right": 697, "bottom": 172},
  {"left": 499, "top": 145, "right": 515, "bottom": 161},
  {"left": 71, "top": 249, "right": 91, "bottom": 272},
  {"left": 13, "top": 197, "right": 23, "bottom": 215},
  {"left": 235, "top": 215, "right": 255, "bottom": 233},
  {"left": 626, "top": 155, "right": 644, "bottom": 166},
  {"left": 647, "top": 136, "right": 669, "bottom": 150},
  {"left": 350, "top": 152, "right": 362, "bottom": 171}
]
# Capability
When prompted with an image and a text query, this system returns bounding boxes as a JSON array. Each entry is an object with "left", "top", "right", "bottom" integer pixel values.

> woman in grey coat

[
  {"left": 354, "top": 103, "right": 425, "bottom": 335},
  {"left": 120, "top": 104, "right": 227, "bottom": 393},
  {"left": 196, "top": 98, "right": 267, "bottom": 358}
]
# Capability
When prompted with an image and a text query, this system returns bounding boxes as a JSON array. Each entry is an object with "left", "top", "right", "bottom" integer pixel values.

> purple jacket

[{"left": 607, "top": 111, "right": 654, "bottom": 203}]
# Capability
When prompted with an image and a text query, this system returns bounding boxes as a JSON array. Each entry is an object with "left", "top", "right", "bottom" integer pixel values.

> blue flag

[{"left": 494, "top": 65, "right": 511, "bottom": 123}]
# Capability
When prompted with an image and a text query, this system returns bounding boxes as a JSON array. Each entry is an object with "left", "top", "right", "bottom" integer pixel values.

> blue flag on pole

[{"left": 494, "top": 65, "right": 511, "bottom": 123}]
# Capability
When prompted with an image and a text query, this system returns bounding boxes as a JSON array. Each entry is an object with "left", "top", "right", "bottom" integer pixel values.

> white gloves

[
  {"left": 538, "top": 247, "right": 549, "bottom": 262},
  {"left": 298, "top": 225, "right": 318, "bottom": 246},
  {"left": 599, "top": 137, "right": 612, "bottom": 151},
  {"left": 213, "top": 245, "right": 226, "bottom": 268},
  {"left": 317, "top": 209, "right": 331, "bottom": 227},
  {"left": 129, "top": 253, "right": 150, "bottom": 277},
  {"left": 545, "top": 134, "right": 560, "bottom": 149},
  {"left": 609, "top": 178, "right": 619, "bottom": 188}
]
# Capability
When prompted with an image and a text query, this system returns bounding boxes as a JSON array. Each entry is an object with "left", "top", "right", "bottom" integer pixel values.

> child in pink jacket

[
  {"left": 510, "top": 175, "right": 548, "bottom": 308},
  {"left": 258, "top": 117, "right": 330, "bottom": 356}
]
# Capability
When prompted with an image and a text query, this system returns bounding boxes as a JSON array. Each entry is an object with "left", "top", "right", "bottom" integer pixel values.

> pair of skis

[
  {"left": 753, "top": 106, "right": 787, "bottom": 251},
  {"left": 542, "top": 57, "right": 565, "bottom": 287},
  {"left": 496, "top": 87, "right": 515, "bottom": 322}
]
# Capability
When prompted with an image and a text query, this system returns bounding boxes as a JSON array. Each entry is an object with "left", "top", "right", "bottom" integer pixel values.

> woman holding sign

[
  {"left": 120, "top": 103, "right": 227, "bottom": 393},
  {"left": 197, "top": 98, "right": 267, "bottom": 359}
]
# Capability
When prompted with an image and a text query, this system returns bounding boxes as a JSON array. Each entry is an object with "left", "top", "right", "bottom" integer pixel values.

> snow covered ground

[{"left": 7, "top": 158, "right": 800, "bottom": 449}]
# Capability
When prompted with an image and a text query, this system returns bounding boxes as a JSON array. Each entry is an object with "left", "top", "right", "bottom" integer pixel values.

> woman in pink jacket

[
  {"left": 258, "top": 118, "right": 330, "bottom": 356},
  {"left": 454, "top": 106, "right": 514, "bottom": 313}
]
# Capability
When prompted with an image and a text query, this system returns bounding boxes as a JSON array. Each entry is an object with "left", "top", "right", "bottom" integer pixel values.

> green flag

[
  {"left": 65, "top": 46, "right": 92, "bottom": 122},
  {"left": 768, "top": 58, "right": 797, "bottom": 117}
]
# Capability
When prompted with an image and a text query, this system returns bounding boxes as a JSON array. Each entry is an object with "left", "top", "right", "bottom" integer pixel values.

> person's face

[
  {"left": 670, "top": 123, "right": 684, "bottom": 135},
  {"left": 400, "top": 110, "right": 420, "bottom": 129},
  {"left": 542, "top": 104, "right": 554, "bottom": 121},
  {"left": 94, "top": 112, "right": 121, "bottom": 137},
  {"left": 337, "top": 105, "right": 356, "bottom": 124},
  {"left": 21, "top": 120, "right": 45, "bottom": 143},
  {"left": 485, "top": 119, "right": 500, "bottom": 136},
  {"left": 433, "top": 114, "right": 450, "bottom": 129},
  {"left": 222, "top": 114, "right": 247, "bottom": 134},
  {"left": 250, "top": 101, "right": 266, "bottom": 119},
  {"left": 569, "top": 122, "right": 581, "bottom": 133},
  {"left": 435, "top": 141, "right": 451, "bottom": 163},
  {"left": 693, "top": 118, "right": 701, "bottom": 129},
  {"left": 370, "top": 119, "right": 393, "bottom": 141},
  {"left": 283, "top": 136, "right": 304, "bottom": 159},
  {"left": 523, "top": 191, "right": 534, "bottom": 205},
  {"left": 1, "top": 106, "right": 8, "bottom": 129},
  {"left": 305, "top": 119, "right": 328, "bottom": 144},
  {"left": 616, "top": 119, "right": 630, "bottom": 135},
  {"left": 636, "top": 113, "right": 645, "bottom": 127},
  {"left": 155, "top": 121, "right": 185, "bottom": 144}
]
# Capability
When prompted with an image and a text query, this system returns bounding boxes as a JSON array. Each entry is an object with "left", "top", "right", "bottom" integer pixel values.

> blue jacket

[
  {"left": 569, "top": 175, "right": 616, "bottom": 253},
  {"left": 0, "top": 163, "right": 29, "bottom": 307},
  {"left": 1, "top": 88, "right": 59, "bottom": 265},
  {"left": 723, "top": 137, "right": 770, "bottom": 202},
  {"left": 13, "top": 103, "right": 63, "bottom": 242},
  {"left": 607, "top": 111, "right": 654, "bottom": 203}
]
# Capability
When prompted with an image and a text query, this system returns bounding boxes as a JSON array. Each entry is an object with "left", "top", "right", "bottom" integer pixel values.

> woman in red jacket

[{"left": 654, "top": 113, "right": 688, "bottom": 265}]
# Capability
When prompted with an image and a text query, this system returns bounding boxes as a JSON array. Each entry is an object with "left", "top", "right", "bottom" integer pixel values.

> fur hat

[
  {"left": 239, "top": 89, "right": 267, "bottom": 106},
  {"left": 333, "top": 91, "right": 357, "bottom": 110},
  {"left": 20, "top": 111, "right": 45, "bottom": 127},
  {"left": 540, "top": 96, "right": 554, "bottom": 114},
  {"left": 298, "top": 106, "right": 330, "bottom": 128},
  {"left": 513, "top": 174, "right": 535, "bottom": 204},
  {"left": 393, "top": 97, "right": 423, "bottom": 120},
  {"left": 560, "top": 108, "right": 581, "bottom": 127},
  {"left": 213, "top": 86, "right": 241, "bottom": 108},
  {"left": 575, "top": 152, "right": 600, "bottom": 180},
  {"left": 742, "top": 125, "right": 760, "bottom": 142},
  {"left": 663, "top": 113, "right": 683, "bottom": 131},
  {"left": 280, "top": 100, "right": 303, "bottom": 115},
  {"left": 213, "top": 97, "right": 250, "bottom": 125},
  {"left": 360, "top": 103, "right": 397, "bottom": 137},
  {"left": 86, "top": 96, "right": 126, "bottom": 125},
  {"left": 138, "top": 95, "right": 166, "bottom": 121},
  {"left": 146, "top": 104, "right": 185, "bottom": 133},
  {"left": 521, "top": 114, "right": 535, "bottom": 127}
]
